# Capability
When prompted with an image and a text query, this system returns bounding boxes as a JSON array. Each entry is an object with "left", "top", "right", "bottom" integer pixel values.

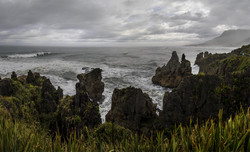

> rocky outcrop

[
  {"left": 0, "top": 79, "right": 13, "bottom": 96},
  {"left": 195, "top": 52, "right": 228, "bottom": 74},
  {"left": 156, "top": 45, "right": 249, "bottom": 127},
  {"left": 204, "top": 51, "right": 210, "bottom": 57},
  {"left": 37, "top": 77, "right": 63, "bottom": 115},
  {"left": 195, "top": 52, "right": 204, "bottom": 65},
  {"left": 215, "top": 70, "right": 250, "bottom": 118},
  {"left": 39, "top": 79, "right": 59, "bottom": 114},
  {"left": 26, "top": 70, "right": 46, "bottom": 86},
  {"left": 76, "top": 68, "right": 104, "bottom": 102},
  {"left": 57, "top": 95, "right": 101, "bottom": 137},
  {"left": 56, "top": 86, "right": 63, "bottom": 101},
  {"left": 11, "top": 72, "right": 17, "bottom": 80},
  {"left": 161, "top": 68, "right": 250, "bottom": 126},
  {"left": 161, "top": 75, "right": 222, "bottom": 126},
  {"left": 0, "top": 69, "right": 103, "bottom": 138},
  {"left": 26, "top": 70, "right": 35, "bottom": 84},
  {"left": 57, "top": 68, "right": 103, "bottom": 136},
  {"left": 152, "top": 51, "right": 192, "bottom": 88},
  {"left": 180, "top": 54, "right": 192, "bottom": 76},
  {"left": 106, "top": 87, "right": 157, "bottom": 132},
  {"left": 195, "top": 45, "right": 250, "bottom": 75},
  {"left": 74, "top": 68, "right": 103, "bottom": 128}
]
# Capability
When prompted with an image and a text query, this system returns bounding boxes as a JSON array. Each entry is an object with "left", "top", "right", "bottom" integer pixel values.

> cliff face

[
  {"left": 57, "top": 68, "right": 104, "bottom": 135},
  {"left": 106, "top": 87, "right": 158, "bottom": 133},
  {"left": 152, "top": 51, "right": 192, "bottom": 88},
  {"left": 161, "top": 75, "right": 222, "bottom": 125},
  {"left": 76, "top": 68, "right": 104, "bottom": 102},
  {"left": 161, "top": 45, "right": 250, "bottom": 126}
]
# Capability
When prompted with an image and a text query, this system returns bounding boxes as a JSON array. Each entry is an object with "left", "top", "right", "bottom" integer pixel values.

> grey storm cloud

[{"left": 0, "top": 0, "right": 249, "bottom": 46}]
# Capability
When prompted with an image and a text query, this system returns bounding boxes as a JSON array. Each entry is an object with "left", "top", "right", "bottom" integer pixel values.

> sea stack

[
  {"left": 106, "top": 87, "right": 157, "bottom": 132},
  {"left": 75, "top": 68, "right": 104, "bottom": 103},
  {"left": 152, "top": 51, "right": 192, "bottom": 88}
]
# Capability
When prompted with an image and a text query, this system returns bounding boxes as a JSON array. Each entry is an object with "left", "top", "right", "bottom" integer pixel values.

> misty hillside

[{"left": 194, "top": 29, "right": 250, "bottom": 47}]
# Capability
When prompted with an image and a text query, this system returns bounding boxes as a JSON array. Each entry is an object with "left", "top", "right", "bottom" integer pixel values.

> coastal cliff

[{"left": 160, "top": 45, "right": 250, "bottom": 126}]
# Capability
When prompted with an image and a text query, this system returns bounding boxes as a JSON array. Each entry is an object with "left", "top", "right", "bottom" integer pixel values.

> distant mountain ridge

[{"left": 193, "top": 29, "right": 250, "bottom": 47}]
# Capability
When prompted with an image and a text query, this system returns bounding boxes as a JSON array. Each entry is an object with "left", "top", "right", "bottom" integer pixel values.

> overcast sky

[{"left": 0, "top": 0, "right": 249, "bottom": 46}]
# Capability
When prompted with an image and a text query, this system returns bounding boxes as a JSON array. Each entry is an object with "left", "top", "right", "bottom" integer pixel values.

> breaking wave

[{"left": 3, "top": 52, "right": 52, "bottom": 58}]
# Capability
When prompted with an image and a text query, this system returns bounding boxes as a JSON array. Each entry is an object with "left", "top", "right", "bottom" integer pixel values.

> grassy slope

[{"left": 0, "top": 107, "right": 249, "bottom": 152}]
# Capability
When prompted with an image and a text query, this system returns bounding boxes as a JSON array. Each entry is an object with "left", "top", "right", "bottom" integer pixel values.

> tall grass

[{"left": 0, "top": 108, "right": 249, "bottom": 152}]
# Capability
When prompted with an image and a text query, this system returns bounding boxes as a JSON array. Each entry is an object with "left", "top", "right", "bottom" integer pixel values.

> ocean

[{"left": 0, "top": 45, "right": 234, "bottom": 122}]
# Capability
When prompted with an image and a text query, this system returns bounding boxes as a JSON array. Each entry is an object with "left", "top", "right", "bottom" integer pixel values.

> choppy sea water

[{"left": 0, "top": 46, "right": 234, "bottom": 122}]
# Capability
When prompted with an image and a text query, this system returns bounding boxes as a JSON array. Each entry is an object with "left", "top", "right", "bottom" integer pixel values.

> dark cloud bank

[{"left": 0, "top": 0, "right": 249, "bottom": 46}]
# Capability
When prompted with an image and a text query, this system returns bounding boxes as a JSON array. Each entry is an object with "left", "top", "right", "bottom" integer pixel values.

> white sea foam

[
  {"left": 192, "top": 64, "right": 200, "bottom": 74},
  {"left": 6, "top": 52, "right": 51, "bottom": 58}
]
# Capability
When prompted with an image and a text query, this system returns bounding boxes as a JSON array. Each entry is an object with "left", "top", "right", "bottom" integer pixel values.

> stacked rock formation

[
  {"left": 106, "top": 87, "right": 157, "bottom": 133},
  {"left": 152, "top": 51, "right": 192, "bottom": 88}
]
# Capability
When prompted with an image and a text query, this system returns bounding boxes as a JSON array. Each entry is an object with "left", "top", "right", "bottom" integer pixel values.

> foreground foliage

[{"left": 0, "top": 108, "right": 249, "bottom": 152}]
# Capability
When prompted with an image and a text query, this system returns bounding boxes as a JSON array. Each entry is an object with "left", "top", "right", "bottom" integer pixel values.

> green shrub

[{"left": 0, "top": 108, "right": 249, "bottom": 152}]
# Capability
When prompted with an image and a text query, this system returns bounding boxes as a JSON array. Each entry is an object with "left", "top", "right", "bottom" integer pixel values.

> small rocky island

[{"left": 0, "top": 45, "right": 249, "bottom": 151}]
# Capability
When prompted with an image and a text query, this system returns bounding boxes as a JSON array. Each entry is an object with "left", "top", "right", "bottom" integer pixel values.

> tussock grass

[{"left": 0, "top": 108, "right": 249, "bottom": 152}]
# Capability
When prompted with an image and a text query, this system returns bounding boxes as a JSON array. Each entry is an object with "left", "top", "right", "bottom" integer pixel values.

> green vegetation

[
  {"left": 220, "top": 55, "right": 250, "bottom": 73},
  {"left": 0, "top": 79, "right": 41, "bottom": 124},
  {"left": 198, "top": 44, "right": 250, "bottom": 75},
  {"left": 1, "top": 107, "right": 249, "bottom": 151},
  {"left": 223, "top": 45, "right": 250, "bottom": 72}
]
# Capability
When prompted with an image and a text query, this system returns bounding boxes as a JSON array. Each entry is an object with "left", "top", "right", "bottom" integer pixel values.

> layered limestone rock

[
  {"left": 106, "top": 87, "right": 157, "bottom": 132},
  {"left": 152, "top": 51, "right": 192, "bottom": 88},
  {"left": 161, "top": 68, "right": 250, "bottom": 126},
  {"left": 76, "top": 68, "right": 104, "bottom": 103},
  {"left": 57, "top": 94, "right": 101, "bottom": 137},
  {"left": 57, "top": 68, "right": 103, "bottom": 136},
  {"left": 39, "top": 79, "right": 59, "bottom": 114},
  {"left": 161, "top": 75, "right": 222, "bottom": 126}
]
